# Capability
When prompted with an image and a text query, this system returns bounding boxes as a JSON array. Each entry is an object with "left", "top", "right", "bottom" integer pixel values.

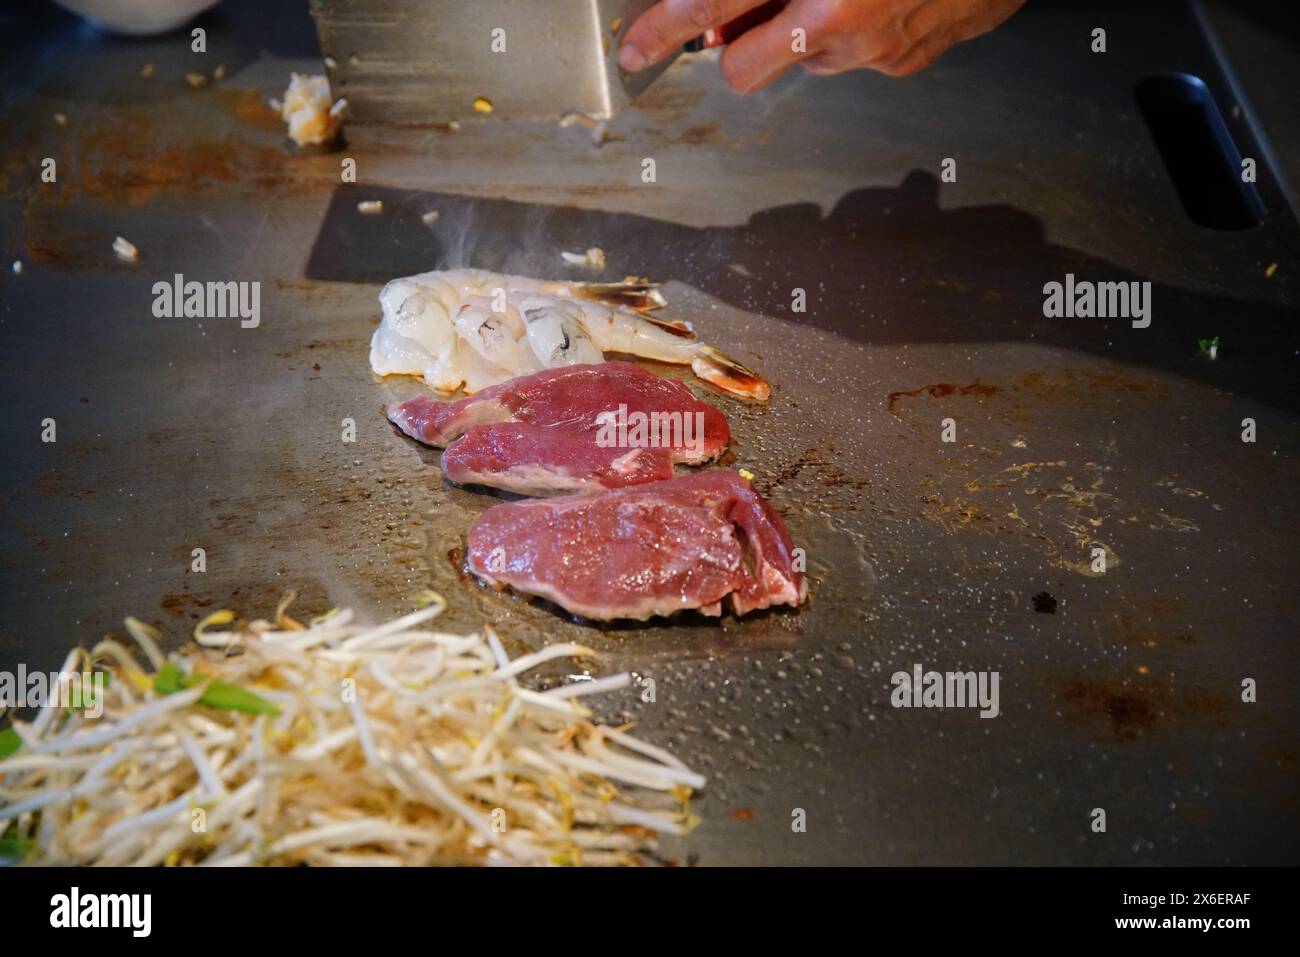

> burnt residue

[
  {"left": 1059, "top": 679, "right": 1157, "bottom": 742},
  {"left": 1107, "top": 612, "right": 1196, "bottom": 648},
  {"left": 160, "top": 592, "right": 215, "bottom": 619},
  {"left": 1032, "top": 591, "right": 1057, "bottom": 614},
  {"left": 886, "top": 381, "right": 1002, "bottom": 414},
  {"left": 22, "top": 107, "right": 337, "bottom": 211},
  {"left": 763, "top": 444, "right": 870, "bottom": 497},
  {"left": 1054, "top": 675, "right": 1232, "bottom": 743},
  {"left": 633, "top": 85, "right": 705, "bottom": 117},
  {"left": 446, "top": 545, "right": 474, "bottom": 584},
  {"left": 222, "top": 580, "right": 333, "bottom": 619},
  {"left": 665, "top": 122, "right": 721, "bottom": 146},
  {"left": 218, "top": 87, "right": 285, "bottom": 132},
  {"left": 1014, "top": 369, "right": 1169, "bottom": 405},
  {"left": 1099, "top": 595, "right": 1218, "bottom": 650},
  {"left": 23, "top": 235, "right": 85, "bottom": 269}
]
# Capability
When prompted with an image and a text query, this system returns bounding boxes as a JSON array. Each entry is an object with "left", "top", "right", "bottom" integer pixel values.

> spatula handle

[{"left": 685, "top": 0, "right": 788, "bottom": 50}]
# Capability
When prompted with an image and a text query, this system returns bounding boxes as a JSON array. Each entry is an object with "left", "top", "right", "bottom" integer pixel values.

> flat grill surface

[{"left": 0, "top": 0, "right": 1297, "bottom": 864}]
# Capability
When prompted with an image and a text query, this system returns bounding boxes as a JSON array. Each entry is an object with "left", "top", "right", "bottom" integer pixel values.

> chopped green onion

[
  {"left": 197, "top": 680, "right": 281, "bottom": 715},
  {"left": 154, "top": 664, "right": 279, "bottom": 716}
]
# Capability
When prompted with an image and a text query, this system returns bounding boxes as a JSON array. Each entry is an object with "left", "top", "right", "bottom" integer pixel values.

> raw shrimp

[
  {"left": 436, "top": 268, "right": 668, "bottom": 313},
  {"left": 370, "top": 269, "right": 770, "bottom": 400},
  {"left": 519, "top": 297, "right": 605, "bottom": 367},
  {"left": 454, "top": 296, "right": 538, "bottom": 374},
  {"left": 557, "top": 294, "right": 767, "bottom": 401},
  {"left": 371, "top": 277, "right": 462, "bottom": 393}
]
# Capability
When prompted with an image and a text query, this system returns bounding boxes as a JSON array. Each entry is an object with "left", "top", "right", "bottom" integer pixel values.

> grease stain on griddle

[
  {"left": 1015, "top": 368, "right": 1168, "bottom": 405},
  {"left": 1032, "top": 591, "right": 1057, "bottom": 614},
  {"left": 1053, "top": 674, "right": 1232, "bottom": 743},
  {"left": 666, "top": 122, "right": 721, "bottom": 146},
  {"left": 886, "top": 381, "right": 1002, "bottom": 414},
  {"left": 888, "top": 369, "right": 1174, "bottom": 446},
  {"left": 1063, "top": 681, "right": 1156, "bottom": 742},
  {"left": 32, "top": 108, "right": 337, "bottom": 209}
]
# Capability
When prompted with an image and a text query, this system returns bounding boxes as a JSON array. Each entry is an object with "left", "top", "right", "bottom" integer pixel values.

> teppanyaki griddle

[{"left": 0, "top": 0, "right": 1296, "bottom": 864}]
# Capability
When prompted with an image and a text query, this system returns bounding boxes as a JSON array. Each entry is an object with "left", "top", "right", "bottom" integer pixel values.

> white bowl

[{"left": 50, "top": 0, "right": 222, "bottom": 35}]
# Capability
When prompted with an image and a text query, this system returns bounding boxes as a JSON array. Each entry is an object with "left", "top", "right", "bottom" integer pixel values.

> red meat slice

[
  {"left": 387, "top": 362, "right": 729, "bottom": 465},
  {"left": 466, "top": 471, "right": 806, "bottom": 621},
  {"left": 442, "top": 423, "right": 675, "bottom": 495}
]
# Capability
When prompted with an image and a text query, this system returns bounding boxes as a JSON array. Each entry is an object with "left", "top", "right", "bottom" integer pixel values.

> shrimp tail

[
  {"left": 574, "top": 279, "right": 668, "bottom": 313},
  {"left": 691, "top": 345, "right": 771, "bottom": 402},
  {"left": 638, "top": 313, "right": 696, "bottom": 339}
]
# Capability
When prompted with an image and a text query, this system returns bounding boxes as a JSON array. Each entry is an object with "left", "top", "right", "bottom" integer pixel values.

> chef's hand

[{"left": 619, "top": 0, "right": 1025, "bottom": 91}]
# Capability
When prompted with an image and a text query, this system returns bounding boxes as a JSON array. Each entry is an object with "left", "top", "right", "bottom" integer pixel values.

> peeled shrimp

[
  {"left": 369, "top": 269, "right": 769, "bottom": 401},
  {"left": 454, "top": 296, "right": 538, "bottom": 373},
  {"left": 518, "top": 296, "right": 605, "bottom": 367}
]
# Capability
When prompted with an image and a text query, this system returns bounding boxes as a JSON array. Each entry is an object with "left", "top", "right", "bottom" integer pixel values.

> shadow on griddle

[{"left": 305, "top": 171, "right": 1299, "bottom": 413}]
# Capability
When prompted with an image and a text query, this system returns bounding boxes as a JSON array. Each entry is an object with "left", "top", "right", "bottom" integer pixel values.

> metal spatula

[{"left": 310, "top": 0, "right": 778, "bottom": 124}]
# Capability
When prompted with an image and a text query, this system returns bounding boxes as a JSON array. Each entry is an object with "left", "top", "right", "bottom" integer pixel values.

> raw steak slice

[
  {"left": 387, "top": 362, "right": 729, "bottom": 465},
  {"left": 466, "top": 471, "right": 806, "bottom": 621},
  {"left": 442, "top": 423, "right": 674, "bottom": 495}
]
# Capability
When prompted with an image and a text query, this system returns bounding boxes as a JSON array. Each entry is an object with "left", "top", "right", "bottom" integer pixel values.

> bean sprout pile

[{"left": 0, "top": 596, "right": 703, "bottom": 866}]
